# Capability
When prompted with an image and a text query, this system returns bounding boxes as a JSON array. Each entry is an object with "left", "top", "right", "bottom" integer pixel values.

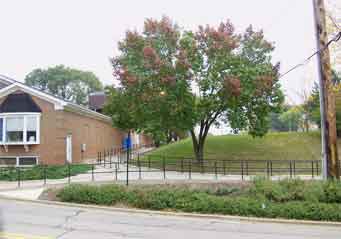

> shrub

[
  {"left": 0, "top": 164, "right": 92, "bottom": 181},
  {"left": 321, "top": 181, "right": 341, "bottom": 203},
  {"left": 57, "top": 182, "right": 341, "bottom": 222}
]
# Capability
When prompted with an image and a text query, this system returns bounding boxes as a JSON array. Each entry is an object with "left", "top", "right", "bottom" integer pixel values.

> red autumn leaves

[
  {"left": 196, "top": 21, "right": 239, "bottom": 54},
  {"left": 143, "top": 46, "right": 161, "bottom": 69},
  {"left": 224, "top": 74, "right": 274, "bottom": 97}
]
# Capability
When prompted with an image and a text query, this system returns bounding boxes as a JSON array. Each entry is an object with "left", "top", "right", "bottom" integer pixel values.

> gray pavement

[{"left": 0, "top": 198, "right": 340, "bottom": 239}]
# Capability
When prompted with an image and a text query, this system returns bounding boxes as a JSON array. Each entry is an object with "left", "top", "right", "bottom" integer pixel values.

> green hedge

[
  {"left": 57, "top": 179, "right": 341, "bottom": 222},
  {"left": 0, "top": 164, "right": 92, "bottom": 181}
]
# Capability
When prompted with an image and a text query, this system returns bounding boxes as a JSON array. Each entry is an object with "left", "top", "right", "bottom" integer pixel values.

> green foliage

[
  {"left": 278, "top": 105, "right": 304, "bottom": 131},
  {"left": 0, "top": 164, "right": 92, "bottom": 181},
  {"left": 58, "top": 180, "right": 341, "bottom": 221},
  {"left": 305, "top": 70, "right": 341, "bottom": 130},
  {"left": 107, "top": 16, "right": 284, "bottom": 161},
  {"left": 25, "top": 65, "right": 103, "bottom": 105}
]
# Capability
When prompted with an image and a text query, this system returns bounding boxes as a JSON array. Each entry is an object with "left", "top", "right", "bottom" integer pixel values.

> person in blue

[
  {"left": 123, "top": 133, "right": 132, "bottom": 151},
  {"left": 122, "top": 133, "right": 132, "bottom": 165}
]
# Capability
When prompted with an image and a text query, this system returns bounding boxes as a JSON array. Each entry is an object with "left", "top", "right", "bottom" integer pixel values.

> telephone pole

[{"left": 313, "top": 0, "right": 340, "bottom": 179}]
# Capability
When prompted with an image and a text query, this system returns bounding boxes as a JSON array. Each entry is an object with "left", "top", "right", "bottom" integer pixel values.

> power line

[{"left": 278, "top": 30, "right": 341, "bottom": 80}]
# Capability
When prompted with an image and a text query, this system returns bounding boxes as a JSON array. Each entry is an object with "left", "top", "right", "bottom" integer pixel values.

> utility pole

[{"left": 313, "top": 0, "right": 340, "bottom": 179}]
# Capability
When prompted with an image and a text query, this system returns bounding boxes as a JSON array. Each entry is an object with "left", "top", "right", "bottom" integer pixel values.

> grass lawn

[
  {"left": 0, "top": 164, "right": 92, "bottom": 181},
  {"left": 136, "top": 132, "right": 331, "bottom": 175},
  {"left": 146, "top": 132, "right": 322, "bottom": 160},
  {"left": 55, "top": 179, "right": 341, "bottom": 222}
]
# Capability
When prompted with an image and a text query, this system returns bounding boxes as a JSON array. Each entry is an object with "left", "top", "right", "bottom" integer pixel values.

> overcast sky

[{"left": 0, "top": 0, "right": 320, "bottom": 104}]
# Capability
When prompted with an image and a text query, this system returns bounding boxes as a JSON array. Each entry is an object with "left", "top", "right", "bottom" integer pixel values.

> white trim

[
  {"left": 0, "top": 83, "right": 111, "bottom": 121},
  {"left": 0, "top": 112, "right": 41, "bottom": 116},
  {"left": 0, "top": 83, "right": 66, "bottom": 110},
  {"left": 0, "top": 75, "right": 15, "bottom": 85},
  {"left": 65, "top": 104, "right": 112, "bottom": 122}
]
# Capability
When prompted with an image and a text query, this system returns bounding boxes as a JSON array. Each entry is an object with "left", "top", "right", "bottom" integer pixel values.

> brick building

[{"left": 0, "top": 76, "right": 151, "bottom": 166}]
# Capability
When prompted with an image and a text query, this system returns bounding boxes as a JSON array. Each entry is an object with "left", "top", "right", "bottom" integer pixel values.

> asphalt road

[{"left": 0, "top": 198, "right": 340, "bottom": 239}]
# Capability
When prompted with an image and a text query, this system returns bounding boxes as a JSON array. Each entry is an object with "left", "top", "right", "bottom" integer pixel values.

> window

[
  {"left": 18, "top": 157, "right": 38, "bottom": 166},
  {"left": 0, "top": 156, "right": 38, "bottom": 167},
  {"left": 26, "top": 116, "right": 37, "bottom": 142},
  {"left": 0, "top": 157, "right": 16, "bottom": 166},
  {"left": 6, "top": 117, "right": 24, "bottom": 142},
  {"left": 0, "top": 113, "right": 40, "bottom": 144}
]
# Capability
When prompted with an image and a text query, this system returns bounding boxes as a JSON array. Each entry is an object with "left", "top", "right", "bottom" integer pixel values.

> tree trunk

[
  {"left": 190, "top": 128, "right": 207, "bottom": 162},
  {"left": 194, "top": 143, "right": 204, "bottom": 162}
]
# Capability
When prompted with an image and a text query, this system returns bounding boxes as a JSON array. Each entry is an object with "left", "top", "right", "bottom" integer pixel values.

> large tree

[
  {"left": 25, "top": 65, "right": 103, "bottom": 105},
  {"left": 107, "top": 17, "right": 283, "bottom": 161}
]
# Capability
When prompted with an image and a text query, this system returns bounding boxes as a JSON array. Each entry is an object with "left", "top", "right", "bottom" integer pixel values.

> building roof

[
  {"left": 0, "top": 75, "right": 111, "bottom": 122},
  {"left": 0, "top": 93, "right": 42, "bottom": 113}
]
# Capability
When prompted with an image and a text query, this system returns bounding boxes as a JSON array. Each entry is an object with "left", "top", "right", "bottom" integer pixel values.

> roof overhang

[
  {"left": 0, "top": 82, "right": 112, "bottom": 123},
  {"left": 0, "top": 83, "right": 66, "bottom": 110}
]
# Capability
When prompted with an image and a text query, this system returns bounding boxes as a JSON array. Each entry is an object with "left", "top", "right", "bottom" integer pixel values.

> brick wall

[{"left": 0, "top": 94, "right": 125, "bottom": 165}]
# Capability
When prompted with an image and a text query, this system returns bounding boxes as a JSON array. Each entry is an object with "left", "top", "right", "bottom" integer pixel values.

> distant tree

[
  {"left": 107, "top": 16, "right": 283, "bottom": 161},
  {"left": 279, "top": 106, "right": 304, "bottom": 132},
  {"left": 305, "top": 70, "right": 341, "bottom": 128},
  {"left": 25, "top": 65, "right": 103, "bottom": 105},
  {"left": 270, "top": 105, "right": 290, "bottom": 132}
]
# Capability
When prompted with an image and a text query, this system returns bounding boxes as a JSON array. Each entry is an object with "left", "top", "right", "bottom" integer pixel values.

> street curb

[{"left": 1, "top": 195, "right": 341, "bottom": 227}]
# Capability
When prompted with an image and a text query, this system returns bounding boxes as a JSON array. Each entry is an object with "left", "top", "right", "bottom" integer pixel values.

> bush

[
  {"left": 0, "top": 164, "right": 92, "bottom": 181},
  {"left": 57, "top": 181, "right": 341, "bottom": 222}
]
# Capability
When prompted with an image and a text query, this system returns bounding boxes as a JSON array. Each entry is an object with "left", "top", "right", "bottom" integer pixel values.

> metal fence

[{"left": 1, "top": 146, "right": 340, "bottom": 188}]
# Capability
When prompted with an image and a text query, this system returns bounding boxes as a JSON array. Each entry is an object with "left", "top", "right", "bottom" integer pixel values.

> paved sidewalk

[{"left": 0, "top": 163, "right": 322, "bottom": 200}]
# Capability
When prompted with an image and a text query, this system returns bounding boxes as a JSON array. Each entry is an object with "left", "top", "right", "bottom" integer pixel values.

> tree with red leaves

[{"left": 106, "top": 17, "right": 283, "bottom": 161}]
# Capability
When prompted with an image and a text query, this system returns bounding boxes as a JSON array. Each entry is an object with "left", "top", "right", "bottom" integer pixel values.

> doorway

[{"left": 66, "top": 134, "right": 72, "bottom": 164}]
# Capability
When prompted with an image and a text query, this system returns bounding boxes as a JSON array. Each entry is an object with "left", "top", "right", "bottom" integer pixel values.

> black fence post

[
  {"left": 241, "top": 161, "right": 244, "bottom": 180},
  {"left": 266, "top": 161, "right": 270, "bottom": 179},
  {"left": 138, "top": 157, "right": 142, "bottom": 180},
  {"left": 214, "top": 161, "right": 218, "bottom": 180},
  {"left": 115, "top": 163, "right": 118, "bottom": 181},
  {"left": 44, "top": 165, "right": 47, "bottom": 185},
  {"left": 293, "top": 161, "right": 296, "bottom": 177},
  {"left": 223, "top": 161, "right": 226, "bottom": 175},
  {"left": 189, "top": 159, "right": 192, "bottom": 180},
  {"left": 91, "top": 164, "right": 94, "bottom": 181},
  {"left": 270, "top": 161, "right": 273, "bottom": 177},
  {"left": 104, "top": 150, "right": 106, "bottom": 167},
  {"left": 17, "top": 168, "right": 21, "bottom": 188},
  {"left": 68, "top": 164, "right": 71, "bottom": 184},
  {"left": 109, "top": 150, "right": 112, "bottom": 168},
  {"left": 163, "top": 156, "right": 166, "bottom": 180},
  {"left": 126, "top": 146, "right": 129, "bottom": 186},
  {"left": 289, "top": 161, "right": 293, "bottom": 179},
  {"left": 246, "top": 161, "right": 249, "bottom": 176},
  {"left": 311, "top": 161, "right": 314, "bottom": 179}
]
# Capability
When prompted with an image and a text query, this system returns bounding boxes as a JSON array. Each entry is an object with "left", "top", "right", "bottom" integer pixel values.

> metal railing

[{"left": 1, "top": 146, "right": 340, "bottom": 188}]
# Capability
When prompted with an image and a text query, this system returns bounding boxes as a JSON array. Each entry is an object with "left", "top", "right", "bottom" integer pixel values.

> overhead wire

[{"left": 278, "top": 30, "right": 341, "bottom": 80}]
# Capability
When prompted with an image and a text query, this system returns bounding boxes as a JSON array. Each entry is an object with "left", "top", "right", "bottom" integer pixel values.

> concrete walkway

[
  {"left": 0, "top": 162, "right": 321, "bottom": 200},
  {"left": 0, "top": 147, "right": 321, "bottom": 199}
]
